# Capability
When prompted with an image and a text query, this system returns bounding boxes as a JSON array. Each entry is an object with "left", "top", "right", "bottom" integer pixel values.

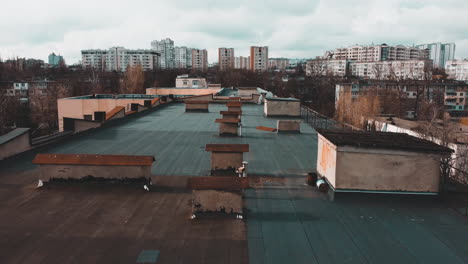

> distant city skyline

[{"left": 1, "top": 0, "right": 467, "bottom": 64}]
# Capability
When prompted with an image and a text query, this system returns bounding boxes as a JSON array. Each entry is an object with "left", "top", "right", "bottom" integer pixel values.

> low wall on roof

[
  {"left": 264, "top": 99, "right": 301, "bottom": 117},
  {"left": 0, "top": 128, "right": 31, "bottom": 160},
  {"left": 146, "top": 88, "right": 220, "bottom": 96},
  {"left": 32, "top": 154, "right": 155, "bottom": 183},
  {"left": 58, "top": 97, "right": 155, "bottom": 131}
]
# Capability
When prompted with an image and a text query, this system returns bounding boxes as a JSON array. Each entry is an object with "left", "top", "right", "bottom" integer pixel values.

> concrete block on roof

[
  {"left": 264, "top": 97, "right": 301, "bottom": 117},
  {"left": 277, "top": 120, "right": 301, "bottom": 133},
  {"left": 32, "top": 153, "right": 155, "bottom": 184},
  {"left": 185, "top": 101, "right": 209, "bottom": 112},
  {"left": 192, "top": 190, "right": 243, "bottom": 214},
  {"left": 206, "top": 144, "right": 249, "bottom": 176}
]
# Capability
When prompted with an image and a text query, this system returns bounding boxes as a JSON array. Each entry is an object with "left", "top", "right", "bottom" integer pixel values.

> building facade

[
  {"left": 48, "top": 53, "right": 64, "bottom": 66},
  {"left": 234, "top": 56, "right": 250, "bottom": 70},
  {"left": 445, "top": 60, "right": 468, "bottom": 81},
  {"left": 306, "top": 59, "right": 348, "bottom": 77},
  {"left": 218, "top": 48, "right": 234, "bottom": 70},
  {"left": 250, "top": 46, "right": 269, "bottom": 71},
  {"left": 325, "top": 44, "right": 428, "bottom": 62},
  {"left": 175, "top": 46, "right": 193, "bottom": 69},
  {"left": 191, "top": 49, "right": 208, "bottom": 71},
  {"left": 268, "top": 58, "right": 289, "bottom": 71},
  {"left": 81, "top": 47, "right": 159, "bottom": 71},
  {"left": 151, "top": 38, "right": 175, "bottom": 69},
  {"left": 416, "top": 42, "right": 456, "bottom": 69},
  {"left": 350, "top": 60, "right": 432, "bottom": 80}
]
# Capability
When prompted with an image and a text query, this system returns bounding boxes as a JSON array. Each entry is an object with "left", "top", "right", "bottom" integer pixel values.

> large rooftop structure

[{"left": 1, "top": 102, "right": 468, "bottom": 263}]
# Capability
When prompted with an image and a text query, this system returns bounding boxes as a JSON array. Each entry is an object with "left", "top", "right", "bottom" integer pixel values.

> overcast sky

[{"left": 1, "top": 0, "right": 467, "bottom": 64}]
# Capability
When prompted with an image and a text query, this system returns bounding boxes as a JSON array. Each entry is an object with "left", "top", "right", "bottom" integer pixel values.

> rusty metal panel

[
  {"left": 205, "top": 144, "right": 249, "bottom": 153},
  {"left": 188, "top": 176, "right": 249, "bottom": 190},
  {"left": 215, "top": 118, "right": 240, "bottom": 124},
  {"left": 184, "top": 101, "right": 210, "bottom": 104},
  {"left": 32, "top": 153, "right": 155, "bottom": 166},
  {"left": 226, "top": 102, "right": 242, "bottom": 107},
  {"left": 220, "top": 110, "right": 242, "bottom": 115}
]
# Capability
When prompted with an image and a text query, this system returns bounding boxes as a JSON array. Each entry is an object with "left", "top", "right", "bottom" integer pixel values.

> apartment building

[
  {"left": 81, "top": 47, "right": 159, "bottom": 71},
  {"left": 48, "top": 53, "right": 64, "bottom": 66},
  {"left": 306, "top": 59, "right": 348, "bottom": 77},
  {"left": 250, "top": 46, "right": 268, "bottom": 71},
  {"left": 175, "top": 46, "right": 193, "bottom": 69},
  {"left": 445, "top": 60, "right": 468, "bottom": 81},
  {"left": 151, "top": 38, "right": 175, "bottom": 69},
  {"left": 350, "top": 60, "right": 432, "bottom": 80},
  {"left": 325, "top": 44, "right": 428, "bottom": 62},
  {"left": 269, "top": 58, "right": 289, "bottom": 71},
  {"left": 191, "top": 49, "right": 208, "bottom": 71},
  {"left": 218, "top": 48, "right": 234, "bottom": 70},
  {"left": 416, "top": 42, "right": 456, "bottom": 68},
  {"left": 234, "top": 56, "right": 250, "bottom": 70}
]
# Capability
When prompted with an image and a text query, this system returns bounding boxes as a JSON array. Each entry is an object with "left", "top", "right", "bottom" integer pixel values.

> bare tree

[{"left": 121, "top": 65, "right": 145, "bottom": 94}]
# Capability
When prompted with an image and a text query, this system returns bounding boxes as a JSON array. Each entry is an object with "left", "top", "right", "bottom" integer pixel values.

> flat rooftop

[
  {"left": 317, "top": 129, "right": 453, "bottom": 154},
  {"left": 1, "top": 103, "right": 468, "bottom": 263}
]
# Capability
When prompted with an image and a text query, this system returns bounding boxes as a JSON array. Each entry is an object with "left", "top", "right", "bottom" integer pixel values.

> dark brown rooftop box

[{"left": 215, "top": 118, "right": 240, "bottom": 124}]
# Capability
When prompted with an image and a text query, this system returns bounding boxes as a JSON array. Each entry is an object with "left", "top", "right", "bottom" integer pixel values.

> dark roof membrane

[{"left": 316, "top": 129, "right": 453, "bottom": 155}]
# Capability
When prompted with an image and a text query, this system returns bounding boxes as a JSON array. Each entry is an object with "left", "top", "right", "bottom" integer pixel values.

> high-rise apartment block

[
  {"left": 48, "top": 53, "right": 64, "bottom": 66},
  {"left": 192, "top": 49, "right": 208, "bottom": 71},
  {"left": 218, "top": 48, "right": 234, "bottom": 70},
  {"left": 325, "top": 44, "right": 428, "bottom": 62},
  {"left": 174, "top": 46, "right": 193, "bottom": 69},
  {"left": 234, "top": 56, "right": 250, "bottom": 70},
  {"left": 269, "top": 58, "right": 289, "bottom": 70},
  {"left": 81, "top": 47, "right": 159, "bottom": 71},
  {"left": 250, "top": 46, "right": 268, "bottom": 71},
  {"left": 151, "top": 38, "right": 175, "bottom": 69},
  {"left": 416, "top": 42, "right": 456, "bottom": 68}
]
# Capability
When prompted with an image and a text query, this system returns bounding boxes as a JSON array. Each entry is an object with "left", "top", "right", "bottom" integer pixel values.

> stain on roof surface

[{"left": 317, "top": 129, "right": 453, "bottom": 154}]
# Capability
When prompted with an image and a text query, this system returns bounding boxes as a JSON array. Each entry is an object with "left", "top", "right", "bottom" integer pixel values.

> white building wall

[{"left": 445, "top": 60, "right": 468, "bottom": 81}]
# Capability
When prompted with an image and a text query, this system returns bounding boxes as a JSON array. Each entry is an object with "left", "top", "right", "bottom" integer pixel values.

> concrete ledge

[
  {"left": 0, "top": 128, "right": 32, "bottom": 160},
  {"left": 206, "top": 144, "right": 249, "bottom": 175},
  {"left": 277, "top": 120, "right": 301, "bottom": 133},
  {"left": 32, "top": 154, "right": 155, "bottom": 183},
  {"left": 188, "top": 176, "right": 249, "bottom": 190},
  {"left": 185, "top": 101, "right": 209, "bottom": 112},
  {"left": 192, "top": 190, "right": 243, "bottom": 214}
]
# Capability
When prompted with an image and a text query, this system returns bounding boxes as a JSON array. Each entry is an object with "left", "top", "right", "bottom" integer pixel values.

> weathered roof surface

[
  {"left": 0, "top": 127, "right": 30, "bottom": 145},
  {"left": 317, "top": 129, "right": 453, "bottom": 154},
  {"left": 0, "top": 103, "right": 468, "bottom": 263},
  {"left": 246, "top": 185, "right": 468, "bottom": 264},
  {"left": 32, "top": 153, "right": 155, "bottom": 166}
]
